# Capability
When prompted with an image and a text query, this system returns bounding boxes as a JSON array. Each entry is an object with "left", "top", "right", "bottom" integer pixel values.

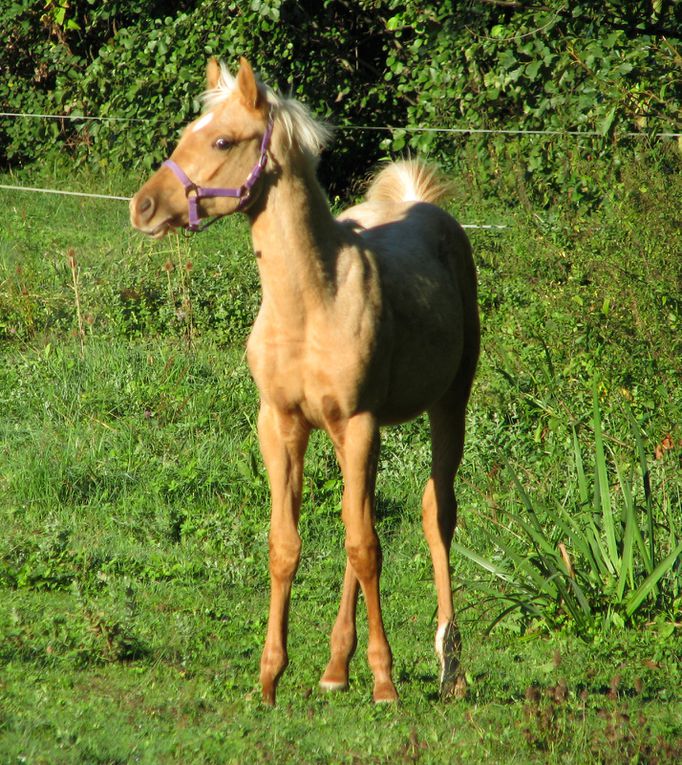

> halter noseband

[{"left": 162, "top": 111, "right": 274, "bottom": 232}]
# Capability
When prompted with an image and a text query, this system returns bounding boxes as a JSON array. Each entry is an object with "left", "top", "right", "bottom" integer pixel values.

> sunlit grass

[{"left": 1, "top": 165, "right": 681, "bottom": 762}]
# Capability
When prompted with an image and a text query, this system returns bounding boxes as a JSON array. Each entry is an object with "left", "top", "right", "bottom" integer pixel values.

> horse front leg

[
  {"left": 333, "top": 413, "right": 398, "bottom": 703},
  {"left": 257, "top": 402, "right": 310, "bottom": 705}
]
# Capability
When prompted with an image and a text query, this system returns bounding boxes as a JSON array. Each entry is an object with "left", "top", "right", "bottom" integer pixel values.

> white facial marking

[{"left": 191, "top": 112, "right": 215, "bottom": 133}]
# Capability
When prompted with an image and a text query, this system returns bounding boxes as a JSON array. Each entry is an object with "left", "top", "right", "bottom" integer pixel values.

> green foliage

[
  {"left": 380, "top": 1, "right": 682, "bottom": 206},
  {"left": 1, "top": 1, "right": 680, "bottom": 201},
  {"left": 0, "top": 165, "right": 259, "bottom": 345},
  {"left": 442, "top": 159, "right": 682, "bottom": 637},
  {"left": 1, "top": 0, "right": 401, "bottom": 193}
]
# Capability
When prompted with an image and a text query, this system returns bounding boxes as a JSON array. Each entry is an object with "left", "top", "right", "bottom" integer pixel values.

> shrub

[{"left": 1, "top": 1, "right": 680, "bottom": 202}]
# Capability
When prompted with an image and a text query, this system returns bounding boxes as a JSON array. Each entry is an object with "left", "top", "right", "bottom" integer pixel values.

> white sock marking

[{"left": 435, "top": 623, "right": 447, "bottom": 683}]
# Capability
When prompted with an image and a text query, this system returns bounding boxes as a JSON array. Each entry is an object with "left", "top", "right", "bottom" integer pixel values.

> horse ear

[
  {"left": 206, "top": 57, "right": 221, "bottom": 90},
  {"left": 236, "top": 57, "right": 262, "bottom": 110}
]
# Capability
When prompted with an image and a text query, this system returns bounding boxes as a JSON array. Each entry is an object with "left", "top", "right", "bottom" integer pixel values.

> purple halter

[{"left": 163, "top": 111, "right": 274, "bottom": 232}]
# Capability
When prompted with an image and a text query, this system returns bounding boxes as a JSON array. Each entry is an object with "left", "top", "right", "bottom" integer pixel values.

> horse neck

[{"left": 248, "top": 144, "right": 339, "bottom": 321}]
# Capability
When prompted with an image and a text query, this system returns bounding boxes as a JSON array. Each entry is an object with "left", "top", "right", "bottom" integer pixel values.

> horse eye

[{"left": 214, "top": 137, "right": 233, "bottom": 151}]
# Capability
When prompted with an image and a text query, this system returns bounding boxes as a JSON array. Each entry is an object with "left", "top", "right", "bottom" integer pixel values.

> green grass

[{"left": 1, "top": 163, "right": 681, "bottom": 763}]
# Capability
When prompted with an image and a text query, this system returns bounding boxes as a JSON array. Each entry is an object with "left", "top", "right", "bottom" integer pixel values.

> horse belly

[
  {"left": 378, "top": 327, "right": 463, "bottom": 424},
  {"left": 377, "top": 276, "right": 464, "bottom": 424}
]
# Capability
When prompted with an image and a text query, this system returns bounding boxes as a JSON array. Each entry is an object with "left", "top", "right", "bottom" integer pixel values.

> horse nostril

[{"left": 132, "top": 195, "right": 156, "bottom": 223}]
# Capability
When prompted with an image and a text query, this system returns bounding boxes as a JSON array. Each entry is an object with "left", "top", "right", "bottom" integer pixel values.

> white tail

[{"left": 365, "top": 160, "right": 453, "bottom": 206}]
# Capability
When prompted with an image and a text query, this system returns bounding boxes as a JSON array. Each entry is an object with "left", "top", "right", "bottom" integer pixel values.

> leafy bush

[
  {"left": 380, "top": 2, "right": 682, "bottom": 206},
  {"left": 1, "top": 1, "right": 680, "bottom": 201},
  {"left": 1, "top": 0, "right": 401, "bottom": 193}
]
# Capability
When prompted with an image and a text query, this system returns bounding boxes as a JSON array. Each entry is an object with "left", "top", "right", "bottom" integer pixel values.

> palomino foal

[{"left": 130, "top": 57, "right": 479, "bottom": 704}]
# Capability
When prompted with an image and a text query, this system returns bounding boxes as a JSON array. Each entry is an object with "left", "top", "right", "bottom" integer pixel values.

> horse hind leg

[
  {"left": 423, "top": 382, "right": 471, "bottom": 700},
  {"left": 319, "top": 559, "right": 359, "bottom": 691}
]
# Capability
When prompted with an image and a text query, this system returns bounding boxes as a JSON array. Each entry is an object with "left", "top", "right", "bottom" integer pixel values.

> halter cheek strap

[{"left": 163, "top": 111, "right": 274, "bottom": 232}]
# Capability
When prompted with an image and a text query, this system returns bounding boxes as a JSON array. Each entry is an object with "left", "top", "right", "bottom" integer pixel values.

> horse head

[{"left": 130, "top": 57, "right": 272, "bottom": 236}]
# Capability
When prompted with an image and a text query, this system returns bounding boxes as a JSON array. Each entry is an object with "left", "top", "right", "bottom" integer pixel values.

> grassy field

[{"left": 1, "top": 162, "right": 681, "bottom": 764}]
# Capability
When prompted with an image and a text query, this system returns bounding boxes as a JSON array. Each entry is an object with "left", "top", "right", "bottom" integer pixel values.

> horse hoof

[
  {"left": 261, "top": 684, "right": 277, "bottom": 706},
  {"left": 373, "top": 680, "right": 399, "bottom": 703},
  {"left": 440, "top": 671, "right": 467, "bottom": 701},
  {"left": 319, "top": 678, "right": 348, "bottom": 692},
  {"left": 439, "top": 619, "right": 465, "bottom": 701},
  {"left": 320, "top": 660, "right": 350, "bottom": 692}
]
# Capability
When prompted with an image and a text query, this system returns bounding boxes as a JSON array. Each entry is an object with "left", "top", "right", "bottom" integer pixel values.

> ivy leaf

[
  {"left": 599, "top": 106, "right": 617, "bottom": 136},
  {"left": 498, "top": 49, "right": 516, "bottom": 70},
  {"left": 525, "top": 60, "right": 542, "bottom": 80}
]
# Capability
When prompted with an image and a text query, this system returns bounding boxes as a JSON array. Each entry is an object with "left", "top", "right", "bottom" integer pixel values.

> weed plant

[
  {"left": 454, "top": 383, "right": 681, "bottom": 636},
  {"left": 1, "top": 163, "right": 680, "bottom": 763}
]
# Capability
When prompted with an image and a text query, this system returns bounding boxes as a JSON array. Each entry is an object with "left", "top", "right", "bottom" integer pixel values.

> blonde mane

[{"left": 202, "top": 61, "right": 332, "bottom": 158}]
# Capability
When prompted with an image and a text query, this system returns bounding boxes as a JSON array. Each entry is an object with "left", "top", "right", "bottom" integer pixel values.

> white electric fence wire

[
  {"left": 0, "top": 183, "right": 507, "bottom": 229},
  {"left": 0, "top": 183, "right": 130, "bottom": 201},
  {"left": 6, "top": 109, "right": 679, "bottom": 231},
  {"left": 340, "top": 125, "right": 682, "bottom": 138},
  {"left": 0, "top": 112, "right": 146, "bottom": 123},
  {"left": 1, "top": 111, "right": 680, "bottom": 138}
]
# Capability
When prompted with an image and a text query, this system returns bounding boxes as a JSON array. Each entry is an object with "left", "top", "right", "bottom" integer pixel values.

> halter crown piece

[{"left": 163, "top": 110, "right": 275, "bottom": 232}]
